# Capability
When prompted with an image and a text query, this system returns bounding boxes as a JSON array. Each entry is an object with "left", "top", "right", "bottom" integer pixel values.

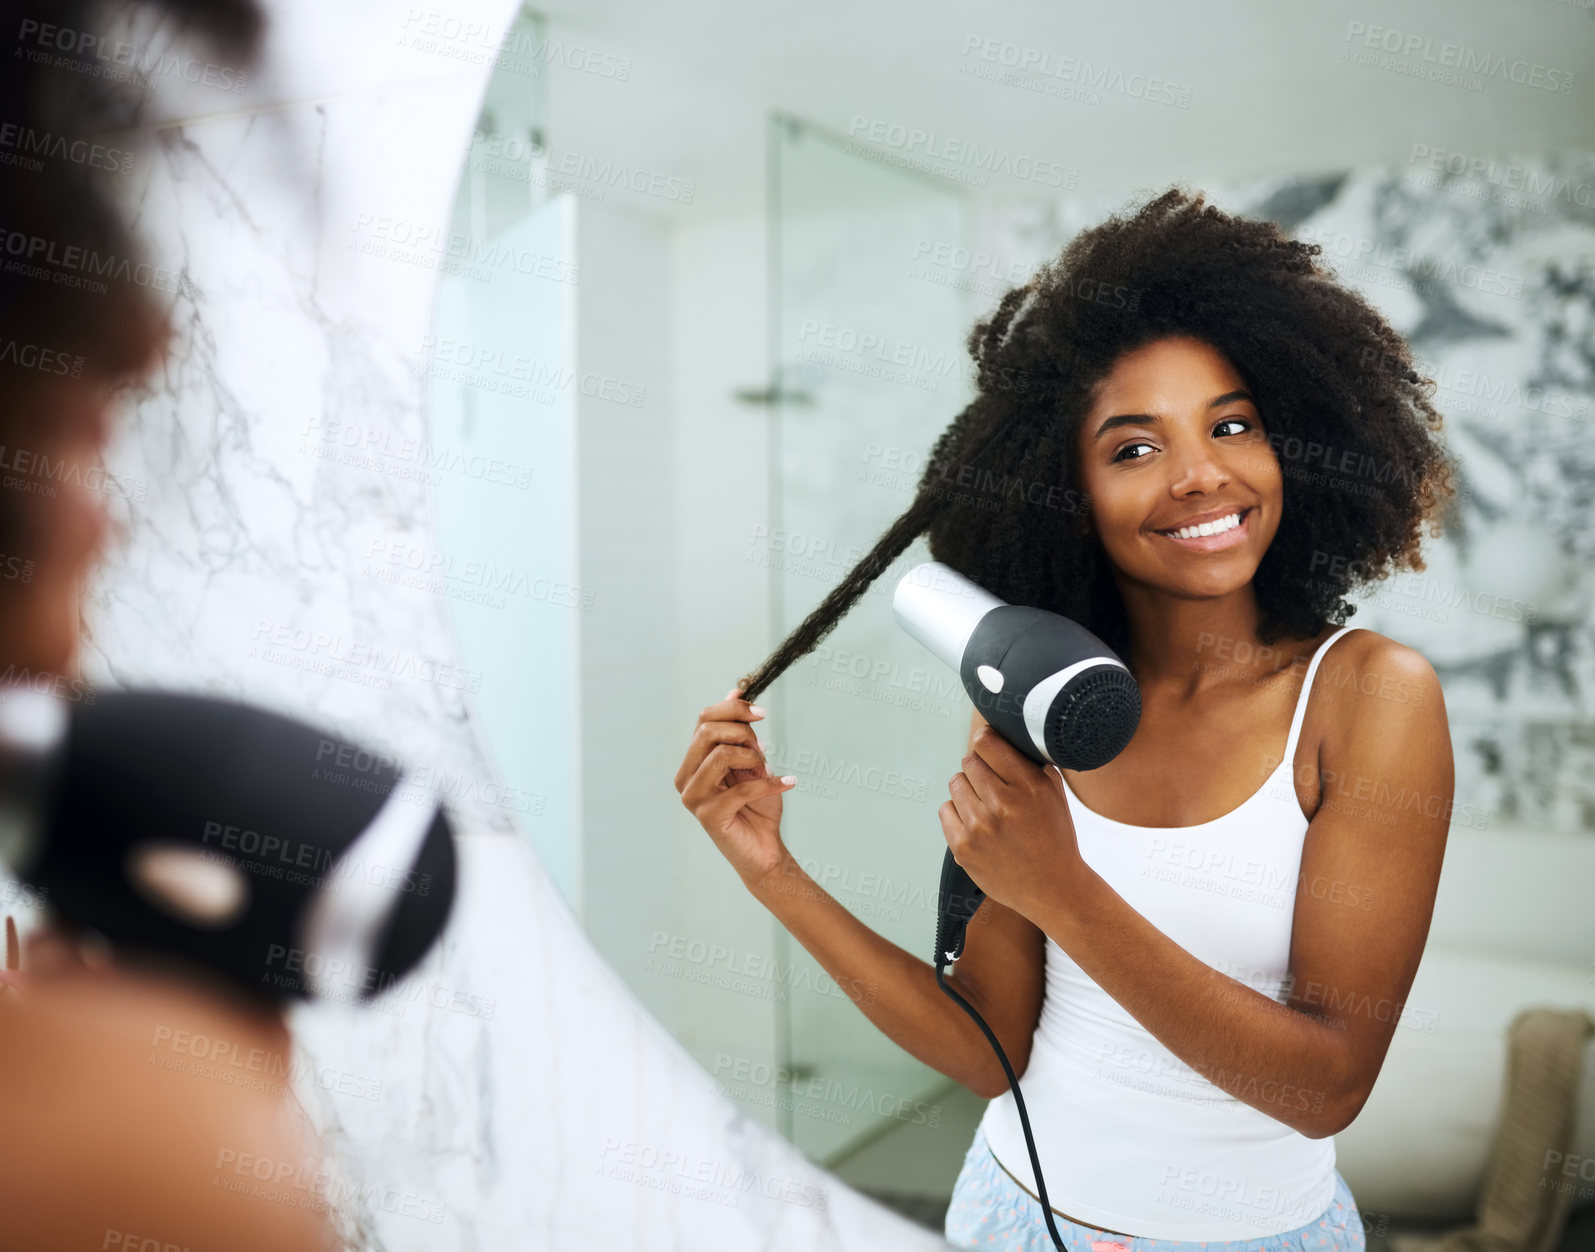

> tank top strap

[{"left": 1280, "top": 625, "right": 1357, "bottom": 769}]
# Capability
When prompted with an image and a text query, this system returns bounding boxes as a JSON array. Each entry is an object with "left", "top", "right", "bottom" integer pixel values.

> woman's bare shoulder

[
  {"left": 1324, "top": 625, "right": 1443, "bottom": 692},
  {"left": 1316, "top": 625, "right": 1449, "bottom": 754}
]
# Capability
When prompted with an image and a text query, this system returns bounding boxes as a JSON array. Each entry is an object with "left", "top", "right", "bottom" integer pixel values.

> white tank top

[{"left": 977, "top": 626, "right": 1356, "bottom": 1241}]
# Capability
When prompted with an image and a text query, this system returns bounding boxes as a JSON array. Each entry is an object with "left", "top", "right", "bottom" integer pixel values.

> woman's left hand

[{"left": 938, "top": 723, "right": 1087, "bottom": 921}]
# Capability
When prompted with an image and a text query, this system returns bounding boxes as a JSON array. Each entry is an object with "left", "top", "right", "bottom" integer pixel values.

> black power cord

[
  {"left": 934, "top": 848, "right": 1066, "bottom": 1251},
  {"left": 934, "top": 963, "right": 1067, "bottom": 1251}
]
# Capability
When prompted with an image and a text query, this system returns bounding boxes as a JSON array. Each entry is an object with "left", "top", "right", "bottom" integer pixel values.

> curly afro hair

[{"left": 737, "top": 186, "right": 1457, "bottom": 701}]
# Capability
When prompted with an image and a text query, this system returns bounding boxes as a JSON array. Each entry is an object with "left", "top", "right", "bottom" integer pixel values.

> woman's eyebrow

[
  {"left": 1207, "top": 388, "right": 1256, "bottom": 409},
  {"left": 1091, "top": 389, "right": 1257, "bottom": 441}
]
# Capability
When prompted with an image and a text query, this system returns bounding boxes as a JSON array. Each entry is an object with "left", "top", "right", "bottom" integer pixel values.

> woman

[
  {"left": 676, "top": 188, "right": 1456, "bottom": 1251},
  {"left": 0, "top": 3, "right": 337, "bottom": 1247}
]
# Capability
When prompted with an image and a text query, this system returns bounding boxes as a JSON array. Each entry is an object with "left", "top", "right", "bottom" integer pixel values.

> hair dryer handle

[{"left": 934, "top": 848, "right": 986, "bottom": 966}]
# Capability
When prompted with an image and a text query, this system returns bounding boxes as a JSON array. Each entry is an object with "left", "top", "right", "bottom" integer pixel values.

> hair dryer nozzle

[{"left": 1038, "top": 664, "right": 1141, "bottom": 769}]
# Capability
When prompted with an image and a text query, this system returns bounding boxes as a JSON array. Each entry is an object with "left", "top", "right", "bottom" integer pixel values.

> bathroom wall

[{"left": 73, "top": 2, "right": 946, "bottom": 1247}]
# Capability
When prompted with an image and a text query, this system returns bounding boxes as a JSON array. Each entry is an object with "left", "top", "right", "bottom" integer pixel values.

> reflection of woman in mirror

[
  {"left": 0, "top": 3, "right": 335, "bottom": 1246},
  {"left": 677, "top": 188, "right": 1456, "bottom": 1251}
]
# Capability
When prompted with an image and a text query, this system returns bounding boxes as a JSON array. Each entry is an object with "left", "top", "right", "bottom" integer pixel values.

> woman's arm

[
  {"left": 745, "top": 707, "right": 1047, "bottom": 1099},
  {"left": 998, "top": 633, "right": 1453, "bottom": 1137},
  {"left": 749, "top": 857, "right": 1045, "bottom": 1099}
]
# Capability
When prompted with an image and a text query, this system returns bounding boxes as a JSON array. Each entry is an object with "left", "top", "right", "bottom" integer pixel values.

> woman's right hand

[{"left": 675, "top": 686, "right": 796, "bottom": 891}]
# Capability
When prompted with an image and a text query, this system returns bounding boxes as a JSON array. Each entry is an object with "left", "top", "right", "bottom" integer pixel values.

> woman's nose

[{"left": 1166, "top": 442, "right": 1231, "bottom": 496}]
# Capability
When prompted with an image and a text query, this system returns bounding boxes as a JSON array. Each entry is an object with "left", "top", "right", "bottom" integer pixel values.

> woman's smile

[{"left": 1151, "top": 504, "right": 1258, "bottom": 553}]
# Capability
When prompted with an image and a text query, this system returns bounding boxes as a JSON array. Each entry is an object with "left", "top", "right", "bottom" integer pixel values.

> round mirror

[{"left": 425, "top": 5, "right": 1595, "bottom": 1238}]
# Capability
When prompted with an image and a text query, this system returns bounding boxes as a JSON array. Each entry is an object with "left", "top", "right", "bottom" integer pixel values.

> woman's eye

[
  {"left": 1214, "top": 417, "right": 1253, "bottom": 437},
  {"left": 1110, "top": 441, "right": 1156, "bottom": 463}
]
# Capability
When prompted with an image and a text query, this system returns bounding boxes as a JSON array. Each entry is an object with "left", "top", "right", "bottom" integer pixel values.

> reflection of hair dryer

[
  {"left": 893, "top": 560, "right": 1141, "bottom": 1252},
  {"left": 892, "top": 560, "right": 1140, "bottom": 963},
  {"left": 0, "top": 687, "right": 456, "bottom": 1006}
]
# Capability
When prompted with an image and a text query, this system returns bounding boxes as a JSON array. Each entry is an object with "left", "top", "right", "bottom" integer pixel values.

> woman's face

[{"left": 1075, "top": 334, "right": 1282, "bottom": 603}]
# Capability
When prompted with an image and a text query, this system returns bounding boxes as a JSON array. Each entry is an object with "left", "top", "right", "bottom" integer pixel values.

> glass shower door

[{"left": 767, "top": 113, "right": 976, "bottom": 1165}]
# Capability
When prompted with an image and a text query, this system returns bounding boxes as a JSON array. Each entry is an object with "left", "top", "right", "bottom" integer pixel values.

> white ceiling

[{"left": 516, "top": 0, "right": 1595, "bottom": 219}]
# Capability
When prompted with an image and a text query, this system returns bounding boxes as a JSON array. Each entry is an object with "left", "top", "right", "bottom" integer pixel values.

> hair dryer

[
  {"left": 892, "top": 560, "right": 1141, "bottom": 962},
  {"left": 893, "top": 560, "right": 1141, "bottom": 1252},
  {"left": 0, "top": 685, "right": 457, "bottom": 1006}
]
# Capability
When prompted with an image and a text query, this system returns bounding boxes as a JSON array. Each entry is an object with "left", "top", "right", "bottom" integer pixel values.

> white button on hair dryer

[{"left": 892, "top": 561, "right": 1141, "bottom": 963}]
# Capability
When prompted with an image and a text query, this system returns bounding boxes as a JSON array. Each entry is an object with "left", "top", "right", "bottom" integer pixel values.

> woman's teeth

[{"left": 1169, "top": 511, "right": 1242, "bottom": 540}]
